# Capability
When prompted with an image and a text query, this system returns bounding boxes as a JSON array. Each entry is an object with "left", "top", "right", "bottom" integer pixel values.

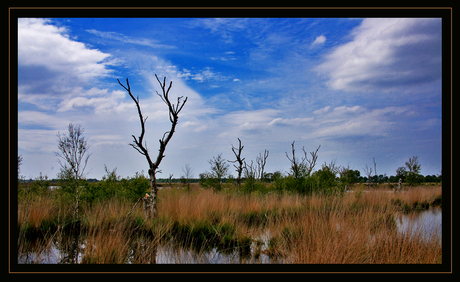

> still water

[{"left": 395, "top": 207, "right": 442, "bottom": 242}]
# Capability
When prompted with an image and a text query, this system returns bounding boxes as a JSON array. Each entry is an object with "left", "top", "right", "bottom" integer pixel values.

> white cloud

[
  {"left": 192, "top": 18, "right": 250, "bottom": 43},
  {"left": 18, "top": 19, "right": 113, "bottom": 86},
  {"left": 183, "top": 67, "right": 232, "bottom": 83},
  {"left": 179, "top": 121, "right": 208, "bottom": 132},
  {"left": 314, "top": 18, "right": 442, "bottom": 92},
  {"left": 18, "top": 111, "right": 70, "bottom": 129},
  {"left": 224, "top": 109, "right": 280, "bottom": 126},
  {"left": 86, "top": 29, "right": 176, "bottom": 49},
  {"left": 18, "top": 129, "right": 58, "bottom": 154},
  {"left": 57, "top": 89, "right": 128, "bottom": 113},
  {"left": 313, "top": 106, "right": 331, "bottom": 115},
  {"left": 268, "top": 117, "right": 314, "bottom": 126},
  {"left": 312, "top": 35, "right": 326, "bottom": 45},
  {"left": 311, "top": 105, "right": 409, "bottom": 138}
]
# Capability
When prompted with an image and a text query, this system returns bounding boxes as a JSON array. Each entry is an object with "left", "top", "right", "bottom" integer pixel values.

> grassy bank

[{"left": 17, "top": 185, "right": 442, "bottom": 264}]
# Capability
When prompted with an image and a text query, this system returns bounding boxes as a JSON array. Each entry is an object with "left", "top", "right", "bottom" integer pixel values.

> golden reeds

[{"left": 17, "top": 185, "right": 442, "bottom": 264}]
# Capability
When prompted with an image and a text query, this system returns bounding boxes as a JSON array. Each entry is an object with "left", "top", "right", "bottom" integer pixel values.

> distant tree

[
  {"left": 363, "top": 164, "right": 373, "bottom": 189},
  {"left": 425, "top": 174, "right": 440, "bottom": 183},
  {"left": 228, "top": 138, "right": 245, "bottom": 187},
  {"left": 199, "top": 172, "right": 217, "bottom": 190},
  {"left": 243, "top": 159, "right": 256, "bottom": 180},
  {"left": 285, "top": 141, "right": 320, "bottom": 179},
  {"left": 311, "top": 163, "right": 339, "bottom": 194},
  {"left": 405, "top": 156, "right": 422, "bottom": 186},
  {"left": 339, "top": 167, "right": 360, "bottom": 189},
  {"left": 168, "top": 174, "right": 174, "bottom": 188},
  {"left": 207, "top": 153, "right": 230, "bottom": 191},
  {"left": 55, "top": 123, "right": 91, "bottom": 221},
  {"left": 181, "top": 163, "right": 194, "bottom": 191},
  {"left": 396, "top": 166, "right": 407, "bottom": 181},
  {"left": 256, "top": 149, "right": 269, "bottom": 182},
  {"left": 28, "top": 172, "right": 52, "bottom": 196}
]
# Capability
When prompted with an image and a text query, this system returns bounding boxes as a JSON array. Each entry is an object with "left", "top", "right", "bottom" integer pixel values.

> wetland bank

[{"left": 17, "top": 184, "right": 442, "bottom": 264}]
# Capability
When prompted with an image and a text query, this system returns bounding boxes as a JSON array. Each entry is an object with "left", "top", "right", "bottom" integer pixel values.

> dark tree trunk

[{"left": 118, "top": 75, "right": 187, "bottom": 220}]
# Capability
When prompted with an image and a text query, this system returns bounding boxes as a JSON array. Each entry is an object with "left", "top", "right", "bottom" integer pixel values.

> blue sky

[{"left": 17, "top": 17, "right": 443, "bottom": 180}]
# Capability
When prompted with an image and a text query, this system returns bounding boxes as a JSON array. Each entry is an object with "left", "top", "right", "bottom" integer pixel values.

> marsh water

[
  {"left": 18, "top": 208, "right": 441, "bottom": 264},
  {"left": 395, "top": 207, "right": 442, "bottom": 242}
]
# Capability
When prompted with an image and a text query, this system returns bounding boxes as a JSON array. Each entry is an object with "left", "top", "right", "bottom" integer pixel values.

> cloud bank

[{"left": 315, "top": 18, "right": 442, "bottom": 93}]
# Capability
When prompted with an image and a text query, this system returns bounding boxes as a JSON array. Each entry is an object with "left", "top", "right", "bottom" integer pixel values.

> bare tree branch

[
  {"left": 286, "top": 141, "right": 320, "bottom": 178},
  {"left": 302, "top": 145, "right": 321, "bottom": 176},
  {"left": 228, "top": 138, "right": 245, "bottom": 187},
  {"left": 363, "top": 164, "right": 373, "bottom": 188},
  {"left": 117, "top": 78, "right": 153, "bottom": 166},
  {"left": 118, "top": 75, "right": 187, "bottom": 219},
  {"left": 373, "top": 157, "right": 377, "bottom": 179},
  {"left": 256, "top": 149, "right": 269, "bottom": 182}
]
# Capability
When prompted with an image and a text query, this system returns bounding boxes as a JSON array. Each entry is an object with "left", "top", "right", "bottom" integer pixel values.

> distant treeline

[{"left": 18, "top": 174, "right": 441, "bottom": 184}]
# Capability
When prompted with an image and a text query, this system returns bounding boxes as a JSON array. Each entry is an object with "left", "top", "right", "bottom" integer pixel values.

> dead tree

[
  {"left": 118, "top": 75, "right": 187, "bottom": 219},
  {"left": 286, "top": 141, "right": 301, "bottom": 179},
  {"left": 363, "top": 164, "right": 373, "bottom": 189},
  {"left": 168, "top": 174, "right": 173, "bottom": 188},
  {"left": 302, "top": 145, "right": 321, "bottom": 176},
  {"left": 228, "top": 138, "right": 245, "bottom": 187},
  {"left": 243, "top": 160, "right": 256, "bottom": 179},
  {"left": 373, "top": 157, "right": 377, "bottom": 184},
  {"left": 256, "top": 149, "right": 269, "bottom": 182},
  {"left": 286, "top": 141, "right": 320, "bottom": 179}
]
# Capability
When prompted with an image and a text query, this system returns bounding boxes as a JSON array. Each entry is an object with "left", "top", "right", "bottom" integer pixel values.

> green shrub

[{"left": 241, "top": 177, "right": 267, "bottom": 194}]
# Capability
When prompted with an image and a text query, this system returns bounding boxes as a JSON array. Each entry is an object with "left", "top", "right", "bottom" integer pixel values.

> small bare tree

[
  {"left": 373, "top": 157, "right": 377, "bottom": 178},
  {"left": 228, "top": 138, "right": 245, "bottom": 187},
  {"left": 286, "top": 141, "right": 301, "bottom": 179},
  {"left": 256, "top": 149, "right": 269, "bottom": 182},
  {"left": 302, "top": 145, "right": 321, "bottom": 176},
  {"left": 363, "top": 164, "right": 373, "bottom": 189},
  {"left": 243, "top": 159, "right": 256, "bottom": 179},
  {"left": 285, "top": 141, "right": 320, "bottom": 179},
  {"left": 181, "top": 163, "right": 194, "bottom": 191},
  {"left": 168, "top": 174, "right": 174, "bottom": 188},
  {"left": 118, "top": 75, "right": 187, "bottom": 219},
  {"left": 55, "top": 123, "right": 91, "bottom": 221}
]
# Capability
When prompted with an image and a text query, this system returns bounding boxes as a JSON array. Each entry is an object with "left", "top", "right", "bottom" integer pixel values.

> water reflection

[
  {"left": 395, "top": 208, "right": 442, "bottom": 242},
  {"left": 19, "top": 231, "right": 85, "bottom": 264}
]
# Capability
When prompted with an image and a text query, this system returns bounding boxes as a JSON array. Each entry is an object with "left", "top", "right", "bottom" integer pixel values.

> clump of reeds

[{"left": 263, "top": 187, "right": 442, "bottom": 264}]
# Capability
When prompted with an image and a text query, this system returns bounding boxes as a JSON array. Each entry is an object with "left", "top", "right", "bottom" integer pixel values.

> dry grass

[{"left": 17, "top": 185, "right": 442, "bottom": 264}]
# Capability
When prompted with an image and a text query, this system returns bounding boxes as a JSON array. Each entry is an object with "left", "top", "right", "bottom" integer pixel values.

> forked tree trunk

[
  {"left": 118, "top": 75, "right": 187, "bottom": 220},
  {"left": 228, "top": 138, "right": 245, "bottom": 187}
]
